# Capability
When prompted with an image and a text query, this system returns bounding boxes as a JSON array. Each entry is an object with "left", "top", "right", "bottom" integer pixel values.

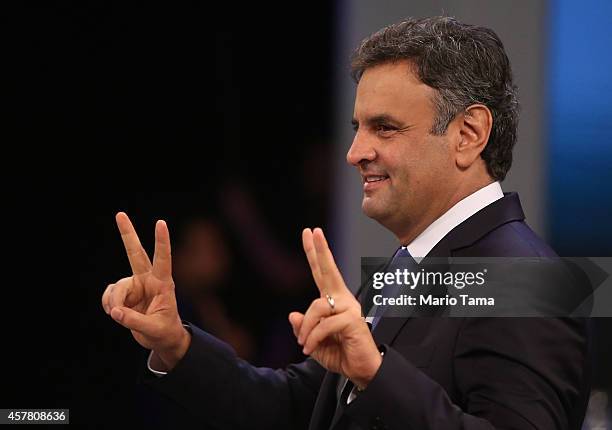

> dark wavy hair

[{"left": 351, "top": 17, "right": 520, "bottom": 181}]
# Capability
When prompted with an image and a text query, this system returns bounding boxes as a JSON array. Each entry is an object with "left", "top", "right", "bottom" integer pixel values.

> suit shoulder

[{"left": 455, "top": 220, "right": 559, "bottom": 258}]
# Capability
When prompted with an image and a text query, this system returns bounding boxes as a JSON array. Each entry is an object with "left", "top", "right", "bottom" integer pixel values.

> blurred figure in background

[{"left": 174, "top": 217, "right": 255, "bottom": 360}]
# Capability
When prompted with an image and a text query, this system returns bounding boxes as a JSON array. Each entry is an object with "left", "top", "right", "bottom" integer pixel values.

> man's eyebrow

[{"left": 352, "top": 114, "right": 408, "bottom": 128}]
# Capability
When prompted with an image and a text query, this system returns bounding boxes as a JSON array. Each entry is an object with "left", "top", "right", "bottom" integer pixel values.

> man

[{"left": 102, "top": 17, "right": 590, "bottom": 429}]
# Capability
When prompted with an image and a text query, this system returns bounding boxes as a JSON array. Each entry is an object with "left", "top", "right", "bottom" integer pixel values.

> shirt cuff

[
  {"left": 146, "top": 323, "right": 191, "bottom": 377},
  {"left": 347, "top": 350, "right": 385, "bottom": 404},
  {"left": 147, "top": 350, "right": 168, "bottom": 377}
]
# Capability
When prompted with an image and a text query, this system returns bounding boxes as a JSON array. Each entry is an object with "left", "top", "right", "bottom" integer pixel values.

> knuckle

[
  {"left": 302, "top": 316, "right": 315, "bottom": 332},
  {"left": 307, "top": 298, "right": 323, "bottom": 315},
  {"left": 103, "top": 284, "right": 113, "bottom": 297},
  {"left": 117, "top": 276, "right": 132, "bottom": 286},
  {"left": 129, "top": 247, "right": 146, "bottom": 257}
]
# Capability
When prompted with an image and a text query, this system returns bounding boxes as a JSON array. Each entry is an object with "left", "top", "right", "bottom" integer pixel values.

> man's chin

[{"left": 361, "top": 198, "right": 387, "bottom": 221}]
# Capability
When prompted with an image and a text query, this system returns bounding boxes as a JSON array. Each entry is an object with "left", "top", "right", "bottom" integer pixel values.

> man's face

[{"left": 347, "top": 61, "right": 457, "bottom": 238}]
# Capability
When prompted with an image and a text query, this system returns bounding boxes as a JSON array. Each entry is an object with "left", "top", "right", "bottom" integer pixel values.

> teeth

[{"left": 366, "top": 176, "right": 387, "bottom": 183}]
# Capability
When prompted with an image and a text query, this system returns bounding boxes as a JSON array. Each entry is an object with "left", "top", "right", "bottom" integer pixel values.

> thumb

[
  {"left": 111, "top": 306, "right": 156, "bottom": 334},
  {"left": 288, "top": 312, "right": 304, "bottom": 338}
]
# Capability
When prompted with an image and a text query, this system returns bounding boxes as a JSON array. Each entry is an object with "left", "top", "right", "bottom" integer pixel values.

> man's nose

[{"left": 346, "top": 132, "right": 376, "bottom": 167}]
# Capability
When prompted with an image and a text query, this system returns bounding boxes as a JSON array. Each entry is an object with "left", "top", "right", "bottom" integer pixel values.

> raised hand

[
  {"left": 102, "top": 212, "right": 190, "bottom": 370},
  {"left": 289, "top": 228, "right": 382, "bottom": 389}
]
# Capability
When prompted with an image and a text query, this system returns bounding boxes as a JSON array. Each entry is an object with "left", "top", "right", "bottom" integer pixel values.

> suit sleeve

[
  {"left": 344, "top": 318, "right": 590, "bottom": 430},
  {"left": 141, "top": 322, "right": 326, "bottom": 430}
]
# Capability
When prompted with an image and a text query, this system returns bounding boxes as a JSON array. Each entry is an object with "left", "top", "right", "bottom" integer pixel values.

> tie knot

[
  {"left": 387, "top": 246, "right": 418, "bottom": 274},
  {"left": 397, "top": 246, "right": 412, "bottom": 258}
]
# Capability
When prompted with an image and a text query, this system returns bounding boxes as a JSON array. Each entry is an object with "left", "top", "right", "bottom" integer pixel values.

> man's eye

[{"left": 376, "top": 124, "right": 397, "bottom": 135}]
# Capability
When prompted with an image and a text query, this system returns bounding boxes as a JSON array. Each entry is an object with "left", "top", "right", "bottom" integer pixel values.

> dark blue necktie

[{"left": 370, "top": 246, "right": 416, "bottom": 329}]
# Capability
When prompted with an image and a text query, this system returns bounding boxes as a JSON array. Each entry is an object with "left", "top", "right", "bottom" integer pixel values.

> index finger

[
  {"left": 312, "top": 228, "right": 347, "bottom": 296},
  {"left": 116, "top": 212, "right": 152, "bottom": 275}
]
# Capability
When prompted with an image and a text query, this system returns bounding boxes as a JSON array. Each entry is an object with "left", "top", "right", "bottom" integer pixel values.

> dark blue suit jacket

[{"left": 143, "top": 193, "right": 591, "bottom": 429}]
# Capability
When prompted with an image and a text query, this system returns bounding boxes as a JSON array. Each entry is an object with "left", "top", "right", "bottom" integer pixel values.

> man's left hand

[{"left": 289, "top": 228, "right": 382, "bottom": 390}]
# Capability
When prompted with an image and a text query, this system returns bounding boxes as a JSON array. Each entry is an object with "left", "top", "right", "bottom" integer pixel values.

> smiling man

[
  {"left": 349, "top": 60, "right": 494, "bottom": 245},
  {"left": 103, "top": 17, "right": 590, "bottom": 429}
]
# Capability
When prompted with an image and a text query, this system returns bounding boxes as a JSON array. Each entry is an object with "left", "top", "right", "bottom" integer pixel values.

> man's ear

[{"left": 455, "top": 104, "right": 493, "bottom": 169}]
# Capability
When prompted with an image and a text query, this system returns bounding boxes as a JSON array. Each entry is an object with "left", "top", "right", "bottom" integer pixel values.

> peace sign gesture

[
  {"left": 289, "top": 228, "right": 382, "bottom": 389},
  {"left": 102, "top": 212, "right": 190, "bottom": 370}
]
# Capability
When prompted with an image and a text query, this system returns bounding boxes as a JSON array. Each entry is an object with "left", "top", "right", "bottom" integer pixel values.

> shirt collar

[{"left": 405, "top": 181, "right": 504, "bottom": 261}]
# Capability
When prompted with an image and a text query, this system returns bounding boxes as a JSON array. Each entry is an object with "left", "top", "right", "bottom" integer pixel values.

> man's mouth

[{"left": 363, "top": 174, "right": 390, "bottom": 192}]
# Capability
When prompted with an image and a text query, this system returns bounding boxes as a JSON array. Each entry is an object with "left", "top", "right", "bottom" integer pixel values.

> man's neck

[{"left": 397, "top": 179, "right": 498, "bottom": 247}]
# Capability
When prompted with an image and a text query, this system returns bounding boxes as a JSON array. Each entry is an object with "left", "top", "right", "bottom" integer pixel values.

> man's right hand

[{"left": 102, "top": 212, "right": 190, "bottom": 371}]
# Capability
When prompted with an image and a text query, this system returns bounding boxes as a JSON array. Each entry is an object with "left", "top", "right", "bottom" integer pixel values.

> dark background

[{"left": 5, "top": 2, "right": 335, "bottom": 427}]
